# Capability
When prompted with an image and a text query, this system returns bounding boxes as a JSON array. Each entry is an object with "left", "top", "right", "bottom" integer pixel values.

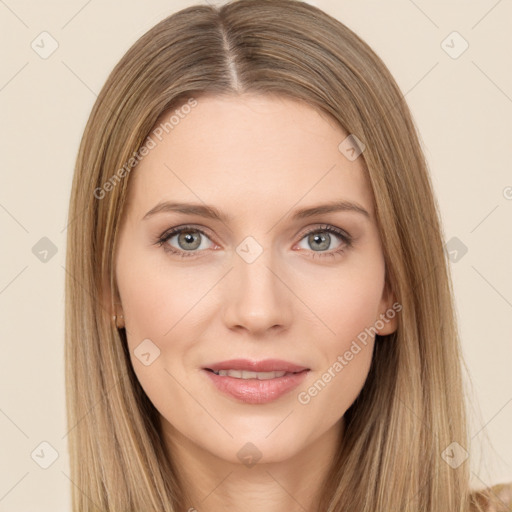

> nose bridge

[{"left": 223, "top": 239, "right": 292, "bottom": 333}]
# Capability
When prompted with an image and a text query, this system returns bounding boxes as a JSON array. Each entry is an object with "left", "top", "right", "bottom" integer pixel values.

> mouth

[{"left": 201, "top": 360, "right": 310, "bottom": 404}]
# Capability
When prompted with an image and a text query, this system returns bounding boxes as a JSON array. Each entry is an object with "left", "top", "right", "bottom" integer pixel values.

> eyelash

[{"left": 155, "top": 224, "right": 353, "bottom": 260}]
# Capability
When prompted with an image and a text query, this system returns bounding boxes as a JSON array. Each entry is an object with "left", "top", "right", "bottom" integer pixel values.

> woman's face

[{"left": 114, "top": 93, "right": 397, "bottom": 464}]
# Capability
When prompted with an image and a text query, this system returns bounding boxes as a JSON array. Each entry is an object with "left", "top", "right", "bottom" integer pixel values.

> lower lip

[{"left": 202, "top": 369, "right": 309, "bottom": 404}]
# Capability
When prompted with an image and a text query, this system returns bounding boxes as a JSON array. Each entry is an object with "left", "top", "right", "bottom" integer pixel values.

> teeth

[{"left": 214, "top": 369, "right": 288, "bottom": 379}]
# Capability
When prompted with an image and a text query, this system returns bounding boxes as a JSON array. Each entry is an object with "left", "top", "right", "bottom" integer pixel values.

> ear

[{"left": 375, "top": 280, "right": 400, "bottom": 336}]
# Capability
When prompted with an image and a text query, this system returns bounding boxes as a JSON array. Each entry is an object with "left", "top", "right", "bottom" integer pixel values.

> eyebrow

[{"left": 142, "top": 199, "right": 370, "bottom": 222}]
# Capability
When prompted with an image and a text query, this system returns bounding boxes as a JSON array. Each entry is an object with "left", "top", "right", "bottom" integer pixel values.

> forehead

[{"left": 126, "top": 93, "right": 373, "bottom": 220}]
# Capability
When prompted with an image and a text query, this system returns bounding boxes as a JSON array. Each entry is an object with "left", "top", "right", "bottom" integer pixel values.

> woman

[{"left": 64, "top": 0, "right": 511, "bottom": 510}]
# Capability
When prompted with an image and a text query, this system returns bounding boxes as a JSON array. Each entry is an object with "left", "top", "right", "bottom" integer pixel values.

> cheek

[
  {"left": 297, "top": 285, "right": 379, "bottom": 430},
  {"left": 299, "top": 342, "right": 374, "bottom": 436},
  {"left": 115, "top": 251, "right": 203, "bottom": 419},
  {"left": 116, "top": 243, "right": 206, "bottom": 344},
  {"left": 114, "top": 238, "right": 222, "bottom": 375},
  {"left": 294, "top": 253, "right": 384, "bottom": 419},
  {"left": 296, "top": 248, "right": 386, "bottom": 346}
]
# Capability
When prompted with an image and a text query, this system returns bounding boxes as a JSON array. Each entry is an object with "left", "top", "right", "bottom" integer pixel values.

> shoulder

[{"left": 470, "top": 482, "right": 512, "bottom": 511}]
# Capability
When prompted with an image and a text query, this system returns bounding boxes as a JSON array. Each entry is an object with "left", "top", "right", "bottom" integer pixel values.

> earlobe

[
  {"left": 112, "top": 297, "right": 125, "bottom": 329},
  {"left": 112, "top": 310, "right": 125, "bottom": 329},
  {"left": 102, "top": 273, "right": 125, "bottom": 329},
  {"left": 375, "top": 309, "right": 398, "bottom": 336},
  {"left": 376, "top": 285, "right": 400, "bottom": 336}
]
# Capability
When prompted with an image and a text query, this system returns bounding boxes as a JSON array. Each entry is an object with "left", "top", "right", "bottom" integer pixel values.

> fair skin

[{"left": 113, "top": 93, "right": 397, "bottom": 512}]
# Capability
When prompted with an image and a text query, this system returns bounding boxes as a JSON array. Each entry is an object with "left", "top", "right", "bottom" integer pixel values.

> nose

[{"left": 221, "top": 247, "right": 293, "bottom": 335}]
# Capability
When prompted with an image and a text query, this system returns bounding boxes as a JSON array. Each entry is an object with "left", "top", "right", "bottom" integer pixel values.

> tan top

[{"left": 471, "top": 482, "right": 512, "bottom": 511}]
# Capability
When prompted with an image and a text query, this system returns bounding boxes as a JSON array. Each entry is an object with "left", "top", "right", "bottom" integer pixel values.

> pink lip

[
  {"left": 201, "top": 359, "right": 310, "bottom": 404},
  {"left": 203, "top": 358, "right": 309, "bottom": 373}
]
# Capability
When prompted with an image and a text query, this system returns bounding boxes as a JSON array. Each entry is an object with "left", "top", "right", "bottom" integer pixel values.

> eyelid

[
  {"left": 296, "top": 224, "right": 352, "bottom": 244},
  {"left": 158, "top": 224, "right": 215, "bottom": 243}
]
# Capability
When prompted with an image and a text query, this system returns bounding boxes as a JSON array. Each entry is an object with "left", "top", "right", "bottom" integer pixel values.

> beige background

[{"left": 1, "top": 0, "right": 511, "bottom": 510}]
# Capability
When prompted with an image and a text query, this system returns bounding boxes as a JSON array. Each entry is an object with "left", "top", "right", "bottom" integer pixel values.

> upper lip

[{"left": 203, "top": 359, "right": 310, "bottom": 373}]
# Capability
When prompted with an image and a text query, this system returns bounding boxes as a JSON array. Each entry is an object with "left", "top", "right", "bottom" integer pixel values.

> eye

[
  {"left": 295, "top": 225, "right": 352, "bottom": 259},
  {"left": 156, "top": 226, "right": 215, "bottom": 257},
  {"left": 155, "top": 224, "right": 353, "bottom": 259}
]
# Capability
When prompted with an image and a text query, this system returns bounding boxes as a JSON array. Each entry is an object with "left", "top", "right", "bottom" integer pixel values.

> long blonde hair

[{"left": 65, "top": 1, "right": 487, "bottom": 510}]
